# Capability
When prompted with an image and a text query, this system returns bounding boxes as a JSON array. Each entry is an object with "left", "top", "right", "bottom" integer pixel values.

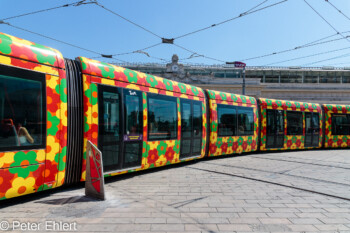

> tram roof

[
  {"left": 0, "top": 32, "right": 65, "bottom": 69},
  {"left": 206, "top": 89, "right": 257, "bottom": 105},
  {"left": 259, "top": 97, "right": 322, "bottom": 112},
  {"left": 78, "top": 57, "right": 205, "bottom": 98}
]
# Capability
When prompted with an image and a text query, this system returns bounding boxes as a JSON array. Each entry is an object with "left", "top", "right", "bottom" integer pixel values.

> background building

[{"left": 118, "top": 55, "right": 350, "bottom": 104}]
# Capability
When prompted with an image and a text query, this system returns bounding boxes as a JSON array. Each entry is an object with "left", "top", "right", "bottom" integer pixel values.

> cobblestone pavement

[{"left": 1, "top": 149, "right": 350, "bottom": 232}]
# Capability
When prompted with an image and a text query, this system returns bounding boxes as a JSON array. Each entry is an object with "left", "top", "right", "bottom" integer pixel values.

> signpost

[
  {"left": 85, "top": 140, "right": 105, "bottom": 200},
  {"left": 226, "top": 61, "right": 247, "bottom": 95}
]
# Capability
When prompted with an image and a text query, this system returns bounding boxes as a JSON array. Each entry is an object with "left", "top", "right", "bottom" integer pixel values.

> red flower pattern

[
  {"left": 0, "top": 169, "right": 15, "bottom": 194},
  {"left": 209, "top": 144, "right": 217, "bottom": 154},
  {"left": 147, "top": 149, "right": 159, "bottom": 164},
  {"left": 221, "top": 143, "right": 228, "bottom": 153},
  {"left": 296, "top": 139, "right": 301, "bottom": 148},
  {"left": 242, "top": 141, "right": 248, "bottom": 151},
  {"left": 164, "top": 147, "right": 175, "bottom": 162}
]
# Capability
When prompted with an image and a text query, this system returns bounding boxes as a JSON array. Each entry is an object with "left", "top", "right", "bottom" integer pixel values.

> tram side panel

[
  {"left": 259, "top": 98, "right": 323, "bottom": 151},
  {"left": 323, "top": 104, "right": 350, "bottom": 148},
  {"left": 206, "top": 90, "right": 259, "bottom": 156},
  {"left": 0, "top": 32, "right": 67, "bottom": 200},
  {"left": 77, "top": 57, "right": 207, "bottom": 180}
]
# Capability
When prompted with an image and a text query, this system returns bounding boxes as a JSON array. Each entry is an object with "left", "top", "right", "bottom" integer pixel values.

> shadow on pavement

[{"left": 34, "top": 195, "right": 101, "bottom": 205}]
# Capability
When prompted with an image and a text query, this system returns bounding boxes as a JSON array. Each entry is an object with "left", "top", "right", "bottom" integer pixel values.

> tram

[{"left": 0, "top": 32, "right": 349, "bottom": 200}]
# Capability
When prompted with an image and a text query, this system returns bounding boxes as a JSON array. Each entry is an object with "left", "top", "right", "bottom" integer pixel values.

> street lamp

[{"left": 226, "top": 61, "right": 247, "bottom": 95}]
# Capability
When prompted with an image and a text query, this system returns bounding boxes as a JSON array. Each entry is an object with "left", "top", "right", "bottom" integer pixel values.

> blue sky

[{"left": 1, "top": 0, "right": 350, "bottom": 67}]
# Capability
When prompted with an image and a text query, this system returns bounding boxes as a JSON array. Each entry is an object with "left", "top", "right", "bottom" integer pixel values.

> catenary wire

[
  {"left": 324, "top": 61, "right": 350, "bottom": 66},
  {"left": 325, "top": 0, "right": 350, "bottom": 22},
  {"left": 1, "top": 21, "right": 106, "bottom": 56},
  {"left": 0, "top": 0, "right": 95, "bottom": 21},
  {"left": 301, "top": 31, "right": 349, "bottom": 47},
  {"left": 173, "top": 43, "right": 226, "bottom": 63},
  {"left": 174, "top": 0, "right": 288, "bottom": 40},
  {"left": 94, "top": 1, "right": 162, "bottom": 39},
  {"left": 2, "top": 0, "right": 164, "bottom": 62},
  {"left": 3, "top": 0, "right": 286, "bottom": 65},
  {"left": 113, "top": 43, "right": 162, "bottom": 56},
  {"left": 264, "top": 46, "right": 350, "bottom": 66},
  {"left": 240, "top": 35, "right": 350, "bottom": 61},
  {"left": 302, "top": 51, "right": 350, "bottom": 66},
  {"left": 304, "top": 0, "right": 350, "bottom": 43},
  {"left": 90, "top": 42, "right": 163, "bottom": 59},
  {"left": 244, "top": 0, "right": 270, "bottom": 14}
]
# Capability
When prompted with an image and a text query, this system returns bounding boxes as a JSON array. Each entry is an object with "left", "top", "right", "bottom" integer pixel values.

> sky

[{"left": 1, "top": 0, "right": 350, "bottom": 67}]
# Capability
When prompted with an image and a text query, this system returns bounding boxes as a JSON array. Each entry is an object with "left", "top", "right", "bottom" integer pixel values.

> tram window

[
  {"left": 193, "top": 102, "right": 202, "bottom": 137},
  {"left": 312, "top": 113, "right": 320, "bottom": 133},
  {"left": 218, "top": 104, "right": 236, "bottom": 137},
  {"left": 148, "top": 95, "right": 177, "bottom": 140},
  {"left": 237, "top": 107, "right": 254, "bottom": 136},
  {"left": 331, "top": 114, "right": 350, "bottom": 135},
  {"left": 0, "top": 66, "right": 46, "bottom": 152},
  {"left": 287, "top": 111, "right": 303, "bottom": 135},
  {"left": 124, "top": 90, "right": 142, "bottom": 135}
]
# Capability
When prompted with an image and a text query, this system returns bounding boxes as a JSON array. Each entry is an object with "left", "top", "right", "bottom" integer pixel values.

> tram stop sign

[
  {"left": 225, "top": 61, "right": 246, "bottom": 68},
  {"left": 233, "top": 61, "right": 246, "bottom": 68}
]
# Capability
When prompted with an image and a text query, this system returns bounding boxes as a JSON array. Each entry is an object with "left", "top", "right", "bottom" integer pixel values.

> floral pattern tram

[
  {"left": 207, "top": 90, "right": 259, "bottom": 156},
  {"left": 323, "top": 104, "right": 350, "bottom": 148},
  {"left": 0, "top": 31, "right": 349, "bottom": 202},
  {"left": 78, "top": 57, "right": 207, "bottom": 179},
  {"left": 259, "top": 98, "right": 323, "bottom": 151},
  {"left": 0, "top": 32, "right": 67, "bottom": 200}
]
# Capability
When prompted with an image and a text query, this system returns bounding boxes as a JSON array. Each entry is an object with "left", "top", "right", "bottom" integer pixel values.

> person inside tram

[{"left": 16, "top": 121, "right": 34, "bottom": 145}]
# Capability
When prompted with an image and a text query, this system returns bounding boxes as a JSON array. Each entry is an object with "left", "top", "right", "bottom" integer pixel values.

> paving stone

[
  {"left": 259, "top": 218, "right": 292, "bottom": 224},
  {"left": 1, "top": 149, "right": 350, "bottom": 232}
]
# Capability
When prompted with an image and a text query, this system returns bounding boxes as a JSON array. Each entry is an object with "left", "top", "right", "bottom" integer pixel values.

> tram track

[
  {"left": 188, "top": 165, "right": 350, "bottom": 202},
  {"left": 203, "top": 161, "right": 350, "bottom": 187},
  {"left": 249, "top": 155, "right": 350, "bottom": 170}
]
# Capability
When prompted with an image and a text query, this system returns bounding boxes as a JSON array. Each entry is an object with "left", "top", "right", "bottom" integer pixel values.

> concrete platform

[{"left": 1, "top": 149, "right": 350, "bottom": 232}]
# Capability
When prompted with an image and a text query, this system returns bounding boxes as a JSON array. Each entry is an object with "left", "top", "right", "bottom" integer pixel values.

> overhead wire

[
  {"left": 304, "top": 0, "right": 350, "bottom": 43},
  {"left": 325, "top": 0, "right": 350, "bottom": 22},
  {"left": 244, "top": 0, "right": 270, "bottom": 14},
  {"left": 1, "top": 21, "right": 130, "bottom": 63},
  {"left": 264, "top": 46, "right": 350, "bottom": 66},
  {"left": 301, "top": 31, "right": 349, "bottom": 47},
  {"left": 2, "top": 0, "right": 167, "bottom": 62},
  {"left": 2, "top": 22, "right": 103, "bottom": 55},
  {"left": 75, "top": 0, "right": 288, "bottom": 64},
  {"left": 173, "top": 0, "right": 288, "bottom": 40},
  {"left": 112, "top": 42, "right": 162, "bottom": 56},
  {"left": 5, "top": 0, "right": 344, "bottom": 67},
  {"left": 240, "top": 34, "right": 350, "bottom": 62},
  {"left": 323, "top": 61, "right": 350, "bottom": 66},
  {"left": 302, "top": 52, "right": 350, "bottom": 66},
  {"left": 94, "top": 1, "right": 162, "bottom": 39},
  {"left": 173, "top": 43, "right": 226, "bottom": 63},
  {"left": 1, "top": 0, "right": 96, "bottom": 21}
]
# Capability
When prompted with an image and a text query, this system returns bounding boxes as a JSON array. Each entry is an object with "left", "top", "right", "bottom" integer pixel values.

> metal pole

[{"left": 242, "top": 66, "right": 246, "bottom": 95}]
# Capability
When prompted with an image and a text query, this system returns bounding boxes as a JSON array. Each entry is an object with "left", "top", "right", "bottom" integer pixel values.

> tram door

[
  {"left": 180, "top": 100, "right": 202, "bottom": 159},
  {"left": 266, "top": 109, "right": 285, "bottom": 148},
  {"left": 98, "top": 85, "right": 143, "bottom": 172},
  {"left": 305, "top": 112, "right": 320, "bottom": 147}
]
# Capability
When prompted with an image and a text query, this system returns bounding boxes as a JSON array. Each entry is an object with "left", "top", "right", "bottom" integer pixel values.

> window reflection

[
  {"left": 148, "top": 95, "right": 177, "bottom": 140},
  {"left": 0, "top": 73, "right": 45, "bottom": 150},
  {"left": 332, "top": 114, "right": 350, "bottom": 135},
  {"left": 287, "top": 111, "right": 303, "bottom": 135},
  {"left": 218, "top": 105, "right": 236, "bottom": 137}
]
